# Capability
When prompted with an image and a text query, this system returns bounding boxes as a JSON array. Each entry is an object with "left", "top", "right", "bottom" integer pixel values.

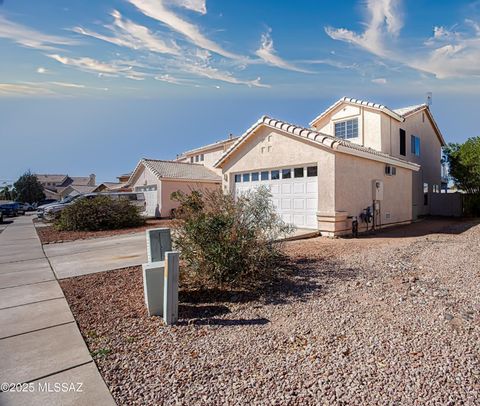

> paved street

[{"left": 0, "top": 215, "right": 115, "bottom": 406}]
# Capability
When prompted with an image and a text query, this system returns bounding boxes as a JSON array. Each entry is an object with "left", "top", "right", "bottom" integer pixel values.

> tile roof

[
  {"left": 177, "top": 136, "right": 239, "bottom": 160},
  {"left": 130, "top": 159, "right": 221, "bottom": 183},
  {"left": 68, "top": 176, "right": 94, "bottom": 186},
  {"left": 309, "top": 96, "right": 405, "bottom": 126},
  {"left": 392, "top": 104, "right": 427, "bottom": 117},
  {"left": 65, "top": 185, "right": 97, "bottom": 194},
  {"left": 35, "top": 174, "right": 68, "bottom": 184},
  {"left": 214, "top": 115, "right": 420, "bottom": 171}
]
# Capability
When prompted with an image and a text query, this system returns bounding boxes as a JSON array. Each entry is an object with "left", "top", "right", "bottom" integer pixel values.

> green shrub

[
  {"left": 55, "top": 195, "right": 145, "bottom": 231},
  {"left": 171, "top": 187, "right": 293, "bottom": 286}
]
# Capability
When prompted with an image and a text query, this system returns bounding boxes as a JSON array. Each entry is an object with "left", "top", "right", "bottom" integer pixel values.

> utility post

[{"left": 163, "top": 251, "right": 180, "bottom": 325}]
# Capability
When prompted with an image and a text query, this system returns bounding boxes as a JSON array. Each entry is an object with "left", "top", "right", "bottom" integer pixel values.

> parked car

[
  {"left": 103, "top": 192, "right": 146, "bottom": 214},
  {"left": 23, "top": 203, "right": 35, "bottom": 212},
  {"left": 34, "top": 199, "right": 57, "bottom": 209},
  {"left": 0, "top": 203, "right": 18, "bottom": 217},
  {"left": 12, "top": 202, "right": 26, "bottom": 215},
  {"left": 39, "top": 195, "right": 83, "bottom": 220}
]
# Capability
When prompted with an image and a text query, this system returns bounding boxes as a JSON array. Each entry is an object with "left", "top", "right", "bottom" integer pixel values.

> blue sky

[{"left": 1, "top": 0, "right": 480, "bottom": 183}]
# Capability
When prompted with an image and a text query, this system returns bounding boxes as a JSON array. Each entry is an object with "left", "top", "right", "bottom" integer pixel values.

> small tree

[
  {"left": 443, "top": 137, "right": 480, "bottom": 194},
  {"left": 171, "top": 187, "right": 293, "bottom": 286},
  {"left": 0, "top": 186, "right": 14, "bottom": 201},
  {"left": 13, "top": 171, "right": 45, "bottom": 203}
]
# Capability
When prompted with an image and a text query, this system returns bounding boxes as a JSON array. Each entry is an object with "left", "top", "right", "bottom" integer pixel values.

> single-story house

[
  {"left": 214, "top": 115, "right": 421, "bottom": 236},
  {"left": 127, "top": 159, "right": 221, "bottom": 217},
  {"left": 58, "top": 185, "right": 97, "bottom": 199}
]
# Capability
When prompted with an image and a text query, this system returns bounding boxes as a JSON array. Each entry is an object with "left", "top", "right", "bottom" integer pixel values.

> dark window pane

[
  {"left": 243, "top": 173, "right": 250, "bottom": 182},
  {"left": 282, "top": 169, "right": 291, "bottom": 179},
  {"left": 261, "top": 171, "right": 269, "bottom": 181},
  {"left": 294, "top": 167, "right": 304, "bottom": 178},
  {"left": 271, "top": 170, "right": 280, "bottom": 180},
  {"left": 234, "top": 174, "right": 241, "bottom": 183},
  {"left": 251, "top": 172, "right": 259, "bottom": 181},
  {"left": 307, "top": 166, "right": 318, "bottom": 177},
  {"left": 399, "top": 129, "right": 406, "bottom": 156}
]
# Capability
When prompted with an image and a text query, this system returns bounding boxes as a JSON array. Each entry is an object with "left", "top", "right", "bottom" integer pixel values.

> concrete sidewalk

[
  {"left": 44, "top": 232, "right": 147, "bottom": 279},
  {"left": 0, "top": 215, "right": 115, "bottom": 406}
]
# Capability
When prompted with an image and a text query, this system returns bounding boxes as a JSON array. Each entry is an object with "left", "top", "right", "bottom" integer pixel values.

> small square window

[
  {"left": 271, "top": 170, "right": 280, "bottom": 180},
  {"left": 251, "top": 172, "right": 259, "bottom": 181},
  {"left": 294, "top": 167, "right": 304, "bottom": 178},
  {"left": 307, "top": 166, "right": 317, "bottom": 177},
  {"left": 234, "top": 174, "right": 241, "bottom": 183},
  {"left": 282, "top": 169, "right": 291, "bottom": 179},
  {"left": 261, "top": 171, "right": 269, "bottom": 181},
  {"left": 243, "top": 173, "right": 250, "bottom": 182}
]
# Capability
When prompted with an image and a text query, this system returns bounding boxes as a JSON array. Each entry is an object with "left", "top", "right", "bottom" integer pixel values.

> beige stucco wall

[
  {"left": 178, "top": 139, "right": 236, "bottom": 174},
  {"left": 218, "top": 124, "right": 415, "bottom": 235},
  {"left": 219, "top": 126, "right": 336, "bottom": 215},
  {"left": 334, "top": 153, "right": 413, "bottom": 233},
  {"left": 160, "top": 179, "right": 220, "bottom": 217},
  {"left": 313, "top": 104, "right": 383, "bottom": 151},
  {"left": 381, "top": 111, "right": 442, "bottom": 217}
]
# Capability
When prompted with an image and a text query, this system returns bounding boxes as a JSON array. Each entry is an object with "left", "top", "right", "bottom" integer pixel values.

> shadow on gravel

[
  {"left": 177, "top": 317, "right": 270, "bottom": 327},
  {"left": 179, "top": 303, "right": 231, "bottom": 319},
  {"left": 179, "top": 256, "right": 359, "bottom": 307}
]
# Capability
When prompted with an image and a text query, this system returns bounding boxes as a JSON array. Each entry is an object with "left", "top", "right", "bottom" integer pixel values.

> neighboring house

[
  {"left": 127, "top": 159, "right": 221, "bottom": 217},
  {"left": 176, "top": 135, "right": 238, "bottom": 173},
  {"left": 59, "top": 185, "right": 97, "bottom": 199},
  {"left": 213, "top": 97, "right": 445, "bottom": 236},
  {"left": 36, "top": 173, "right": 96, "bottom": 200},
  {"left": 92, "top": 182, "right": 131, "bottom": 193}
]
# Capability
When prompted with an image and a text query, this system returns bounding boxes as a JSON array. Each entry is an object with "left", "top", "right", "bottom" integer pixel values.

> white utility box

[{"left": 372, "top": 180, "right": 384, "bottom": 201}]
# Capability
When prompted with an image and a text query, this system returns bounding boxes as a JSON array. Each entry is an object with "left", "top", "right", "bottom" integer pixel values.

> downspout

[{"left": 361, "top": 107, "right": 365, "bottom": 146}]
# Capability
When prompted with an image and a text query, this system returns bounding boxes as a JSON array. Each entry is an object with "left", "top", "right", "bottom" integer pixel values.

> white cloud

[
  {"left": 0, "top": 15, "right": 77, "bottom": 51},
  {"left": 325, "top": 0, "right": 402, "bottom": 58},
  {"left": 73, "top": 10, "right": 180, "bottom": 56},
  {"left": 255, "top": 29, "right": 310, "bottom": 73},
  {"left": 50, "top": 82, "right": 85, "bottom": 88},
  {"left": 36, "top": 67, "right": 47, "bottom": 74},
  {"left": 185, "top": 63, "right": 269, "bottom": 87},
  {"left": 127, "top": 0, "right": 244, "bottom": 60},
  {"left": 371, "top": 77, "right": 387, "bottom": 84},
  {"left": 0, "top": 83, "right": 54, "bottom": 96},
  {"left": 47, "top": 54, "right": 130, "bottom": 75},
  {"left": 154, "top": 74, "right": 185, "bottom": 85},
  {"left": 325, "top": 0, "right": 480, "bottom": 79},
  {"left": 168, "top": 0, "right": 206, "bottom": 14}
]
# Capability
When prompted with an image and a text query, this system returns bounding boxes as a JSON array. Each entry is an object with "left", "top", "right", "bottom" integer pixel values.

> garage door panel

[
  {"left": 306, "top": 181, "right": 317, "bottom": 194},
  {"left": 293, "top": 183, "right": 305, "bottom": 194},
  {"left": 306, "top": 198, "right": 317, "bottom": 210},
  {"left": 281, "top": 183, "right": 292, "bottom": 194},
  {"left": 234, "top": 167, "right": 318, "bottom": 229},
  {"left": 281, "top": 199, "right": 291, "bottom": 209},
  {"left": 293, "top": 199, "right": 305, "bottom": 209}
]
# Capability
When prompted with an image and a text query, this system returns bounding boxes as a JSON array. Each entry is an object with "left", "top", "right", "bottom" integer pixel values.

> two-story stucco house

[
  {"left": 176, "top": 135, "right": 239, "bottom": 173},
  {"left": 213, "top": 97, "right": 445, "bottom": 236}
]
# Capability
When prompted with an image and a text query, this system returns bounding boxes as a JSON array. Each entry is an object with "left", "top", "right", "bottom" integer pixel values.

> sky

[{"left": 1, "top": 0, "right": 480, "bottom": 184}]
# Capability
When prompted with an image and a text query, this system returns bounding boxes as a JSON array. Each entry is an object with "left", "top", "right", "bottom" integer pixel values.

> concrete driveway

[{"left": 44, "top": 232, "right": 148, "bottom": 279}]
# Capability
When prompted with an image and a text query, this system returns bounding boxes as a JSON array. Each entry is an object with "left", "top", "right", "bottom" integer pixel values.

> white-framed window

[
  {"left": 335, "top": 118, "right": 358, "bottom": 139},
  {"left": 234, "top": 174, "right": 241, "bottom": 183},
  {"left": 190, "top": 157, "right": 194, "bottom": 163},
  {"left": 200, "top": 154, "right": 204, "bottom": 161}
]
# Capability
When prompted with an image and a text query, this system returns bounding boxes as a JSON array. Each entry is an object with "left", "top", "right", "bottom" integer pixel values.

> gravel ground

[
  {"left": 36, "top": 219, "right": 173, "bottom": 244},
  {"left": 60, "top": 218, "right": 480, "bottom": 405}
]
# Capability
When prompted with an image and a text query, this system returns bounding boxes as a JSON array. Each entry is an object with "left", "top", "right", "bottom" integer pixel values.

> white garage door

[
  {"left": 234, "top": 165, "right": 318, "bottom": 229},
  {"left": 135, "top": 185, "right": 158, "bottom": 217}
]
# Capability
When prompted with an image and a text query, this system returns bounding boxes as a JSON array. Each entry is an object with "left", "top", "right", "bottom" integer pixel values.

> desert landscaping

[{"left": 60, "top": 218, "right": 480, "bottom": 405}]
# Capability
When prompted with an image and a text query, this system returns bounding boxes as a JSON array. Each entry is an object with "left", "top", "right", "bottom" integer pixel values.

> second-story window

[
  {"left": 411, "top": 135, "right": 420, "bottom": 156},
  {"left": 334, "top": 118, "right": 358, "bottom": 139}
]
